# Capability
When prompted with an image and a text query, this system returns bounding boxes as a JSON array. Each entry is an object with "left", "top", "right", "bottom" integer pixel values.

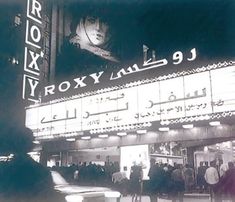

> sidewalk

[{"left": 120, "top": 193, "right": 211, "bottom": 202}]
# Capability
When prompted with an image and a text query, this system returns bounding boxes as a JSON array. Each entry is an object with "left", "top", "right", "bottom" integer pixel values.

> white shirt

[
  {"left": 204, "top": 167, "right": 219, "bottom": 185},
  {"left": 112, "top": 171, "right": 127, "bottom": 183},
  {"left": 220, "top": 164, "right": 228, "bottom": 177}
]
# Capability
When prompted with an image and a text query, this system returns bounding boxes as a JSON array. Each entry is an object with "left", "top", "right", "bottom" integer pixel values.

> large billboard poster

[{"left": 48, "top": 0, "right": 235, "bottom": 100}]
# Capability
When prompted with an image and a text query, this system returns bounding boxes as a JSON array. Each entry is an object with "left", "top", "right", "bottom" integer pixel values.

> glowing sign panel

[
  {"left": 120, "top": 145, "right": 150, "bottom": 180},
  {"left": 22, "top": 0, "right": 43, "bottom": 102},
  {"left": 25, "top": 65, "right": 235, "bottom": 139}
]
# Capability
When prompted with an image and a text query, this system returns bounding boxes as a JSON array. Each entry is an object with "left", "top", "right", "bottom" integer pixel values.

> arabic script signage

[
  {"left": 26, "top": 64, "right": 235, "bottom": 140},
  {"left": 42, "top": 47, "right": 196, "bottom": 98}
]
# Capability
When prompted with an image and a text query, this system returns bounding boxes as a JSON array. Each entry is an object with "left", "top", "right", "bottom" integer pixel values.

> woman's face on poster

[{"left": 84, "top": 16, "right": 109, "bottom": 46}]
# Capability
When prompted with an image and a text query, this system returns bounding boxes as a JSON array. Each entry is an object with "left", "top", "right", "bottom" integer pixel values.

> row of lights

[
  {"left": 90, "top": 122, "right": 152, "bottom": 134},
  {"left": 66, "top": 129, "right": 148, "bottom": 141},
  {"left": 159, "top": 121, "right": 221, "bottom": 132},
  {"left": 35, "top": 121, "right": 222, "bottom": 143}
]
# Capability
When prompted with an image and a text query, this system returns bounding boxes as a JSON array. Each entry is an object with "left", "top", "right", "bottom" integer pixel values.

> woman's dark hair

[{"left": 68, "top": 2, "right": 116, "bottom": 35}]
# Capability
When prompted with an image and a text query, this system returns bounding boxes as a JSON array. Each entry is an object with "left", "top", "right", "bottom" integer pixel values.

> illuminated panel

[
  {"left": 159, "top": 77, "right": 185, "bottom": 120},
  {"left": 81, "top": 94, "right": 102, "bottom": 131},
  {"left": 25, "top": 65, "right": 235, "bottom": 139},
  {"left": 37, "top": 104, "right": 52, "bottom": 137},
  {"left": 116, "top": 88, "right": 138, "bottom": 127},
  {"left": 25, "top": 106, "right": 38, "bottom": 131},
  {"left": 120, "top": 145, "right": 150, "bottom": 180},
  {"left": 23, "top": 0, "right": 43, "bottom": 102},
  {"left": 184, "top": 71, "right": 212, "bottom": 117},
  {"left": 65, "top": 99, "right": 82, "bottom": 133},
  {"left": 49, "top": 102, "right": 66, "bottom": 135},
  {"left": 211, "top": 65, "right": 235, "bottom": 113},
  {"left": 137, "top": 82, "right": 161, "bottom": 123},
  {"left": 96, "top": 90, "right": 120, "bottom": 129}
]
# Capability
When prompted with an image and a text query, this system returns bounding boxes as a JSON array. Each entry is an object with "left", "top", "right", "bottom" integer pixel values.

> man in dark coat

[{"left": 216, "top": 161, "right": 235, "bottom": 202}]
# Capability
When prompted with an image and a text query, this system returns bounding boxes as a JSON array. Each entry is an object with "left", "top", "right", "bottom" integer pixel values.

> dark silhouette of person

[
  {"left": 171, "top": 164, "right": 184, "bottom": 202},
  {"left": 216, "top": 161, "right": 235, "bottom": 202},
  {"left": 183, "top": 164, "right": 195, "bottom": 193},
  {"left": 129, "top": 162, "right": 143, "bottom": 202},
  {"left": 148, "top": 159, "right": 158, "bottom": 202},
  {"left": 197, "top": 161, "right": 207, "bottom": 193}
]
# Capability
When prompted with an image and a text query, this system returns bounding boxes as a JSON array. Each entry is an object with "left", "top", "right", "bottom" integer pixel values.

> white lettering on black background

[{"left": 23, "top": 0, "right": 43, "bottom": 102}]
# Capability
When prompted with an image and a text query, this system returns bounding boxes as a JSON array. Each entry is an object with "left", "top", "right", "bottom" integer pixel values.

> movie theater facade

[{"left": 23, "top": 0, "right": 235, "bottom": 173}]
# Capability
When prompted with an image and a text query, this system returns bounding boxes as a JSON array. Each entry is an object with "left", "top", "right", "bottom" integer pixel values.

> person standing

[
  {"left": 148, "top": 159, "right": 159, "bottom": 202},
  {"left": 129, "top": 162, "right": 143, "bottom": 202},
  {"left": 197, "top": 162, "right": 207, "bottom": 193},
  {"left": 219, "top": 160, "right": 228, "bottom": 178},
  {"left": 216, "top": 161, "right": 235, "bottom": 202},
  {"left": 171, "top": 164, "right": 184, "bottom": 202},
  {"left": 183, "top": 164, "right": 195, "bottom": 193},
  {"left": 204, "top": 161, "right": 220, "bottom": 202}
]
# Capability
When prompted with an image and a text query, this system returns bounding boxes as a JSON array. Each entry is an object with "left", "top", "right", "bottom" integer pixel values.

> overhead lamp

[
  {"left": 204, "top": 146, "right": 208, "bottom": 152},
  {"left": 182, "top": 124, "right": 194, "bottom": 129},
  {"left": 209, "top": 121, "right": 221, "bottom": 126},
  {"left": 33, "top": 140, "right": 40, "bottom": 144},
  {"left": 66, "top": 138, "right": 76, "bottom": 142},
  {"left": 98, "top": 134, "right": 109, "bottom": 138},
  {"left": 117, "top": 132, "right": 127, "bottom": 136},
  {"left": 81, "top": 136, "right": 91, "bottom": 140},
  {"left": 159, "top": 127, "right": 169, "bottom": 132},
  {"left": 137, "top": 130, "right": 147, "bottom": 134}
]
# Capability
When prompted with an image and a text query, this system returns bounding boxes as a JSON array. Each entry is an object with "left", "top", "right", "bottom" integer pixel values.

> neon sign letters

[
  {"left": 42, "top": 47, "right": 197, "bottom": 97},
  {"left": 22, "top": 0, "right": 43, "bottom": 102}
]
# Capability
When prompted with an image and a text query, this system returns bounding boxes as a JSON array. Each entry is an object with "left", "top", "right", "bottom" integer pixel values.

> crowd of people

[
  {"left": 146, "top": 161, "right": 195, "bottom": 202},
  {"left": 147, "top": 160, "right": 235, "bottom": 202},
  {"left": 52, "top": 159, "right": 235, "bottom": 202},
  {"left": 52, "top": 161, "right": 119, "bottom": 186}
]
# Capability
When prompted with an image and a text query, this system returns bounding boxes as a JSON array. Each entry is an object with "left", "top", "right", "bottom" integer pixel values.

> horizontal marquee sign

[
  {"left": 42, "top": 47, "right": 196, "bottom": 99},
  {"left": 25, "top": 63, "right": 235, "bottom": 140}
]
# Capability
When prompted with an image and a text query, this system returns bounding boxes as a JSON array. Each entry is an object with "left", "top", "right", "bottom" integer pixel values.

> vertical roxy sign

[{"left": 22, "top": 0, "right": 43, "bottom": 102}]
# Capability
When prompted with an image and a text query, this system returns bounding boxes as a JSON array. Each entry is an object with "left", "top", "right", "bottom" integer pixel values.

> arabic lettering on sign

[
  {"left": 32, "top": 126, "right": 55, "bottom": 133},
  {"left": 185, "top": 103, "right": 207, "bottom": 111},
  {"left": 212, "top": 100, "right": 224, "bottom": 107},
  {"left": 42, "top": 47, "right": 197, "bottom": 98},
  {"left": 110, "top": 47, "right": 197, "bottom": 80},
  {"left": 105, "top": 115, "right": 122, "bottom": 124},
  {"left": 87, "top": 93, "right": 125, "bottom": 104},
  {"left": 36, "top": 85, "right": 225, "bottom": 133},
  {"left": 41, "top": 109, "right": 77, "bottom": 124},
  {"left": 143, "top": 46, "right": 196, "bottom": 67},
  {"left": 87, "top": 119, "right": 100, "bottom": 126},
  {"left": 82, "top": 103, "right": 128, "bottom": 119},
  {"left": 135, "top": 105, "right": 184, "bottom": 120},
  {"left": 26, "top": 65, "right": 235, "bottom": 138},
  {"left": 38, "top": 86, "right": 213, "bottom": 128},
  {"left": 146, "top": 88, "right": 207, "bottom": 108}
]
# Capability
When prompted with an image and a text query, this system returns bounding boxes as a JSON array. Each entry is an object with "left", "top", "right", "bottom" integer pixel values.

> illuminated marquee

[
  {"left": 25, "top": 62, "right": 235, "bottom": 140},
  {"left": 22, "top": 0, "right": 43, "bottom": 102}
]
